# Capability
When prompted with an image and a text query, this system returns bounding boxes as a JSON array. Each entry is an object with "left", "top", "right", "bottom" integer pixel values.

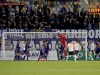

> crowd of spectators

[{"left": 0, "top": 1, "right": 99, "bottom": 29}]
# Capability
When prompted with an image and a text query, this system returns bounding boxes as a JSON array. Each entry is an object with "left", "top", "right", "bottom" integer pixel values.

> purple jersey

[
  {"left": 41, "top": 44, "right": 45, "bottom": 51},
  {"left": 46, "top": 42, "right": 49, "bottom": 50},
  {"left": 45, "top": 42, "right": 49, "bottom": 53},
  {"left": 16, "top": 43, "right": 20, "bottom": 50},
  {"left": 96, "top": 42, "right": 100, "bottom": 50},
  {"left": 58, "top": 44, "right": 64, "bottom": 51},
  {"left": 25, "top": 42, "right": 31, "bottom": 51},
  {"left": 40, "top": 44, "right": 45, "bottom": 55},
  {"left": 16, "top": 42, "right": 20, "bottom": 53}
]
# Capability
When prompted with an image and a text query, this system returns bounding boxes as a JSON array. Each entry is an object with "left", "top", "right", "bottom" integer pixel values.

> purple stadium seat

[
  {"left": 77, "top": 0, "right": 80, "bottom": 2},
  {"left": 34, "top": 1, "right": 39, "bottom": 5},
  {"left": 50, "top": 4, "right": 54, "bottom": 8},
  {"left": 77, "top": 4, "right": 81, "bottom": 8},
  {"left": 60, "top": 0, "right": 65, "bottom": 4},
  {"left": 30, "top": 0, "right": 33, "bottom": 6}
]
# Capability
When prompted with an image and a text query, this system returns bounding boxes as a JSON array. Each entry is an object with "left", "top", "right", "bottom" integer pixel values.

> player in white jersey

[
  {"left": 74, "top": 40, "right": 80, "bottom": 59},
  {"left": 66, "top": 40, "right": 77, "bottom": 61},
  {"left": 88, "top": 40, "right": 95, "bottom": 60}
]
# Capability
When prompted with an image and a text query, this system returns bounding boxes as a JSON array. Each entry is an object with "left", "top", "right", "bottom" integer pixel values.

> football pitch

[{"left": 0, "top": 61, "right": 100, "bottom": 75}]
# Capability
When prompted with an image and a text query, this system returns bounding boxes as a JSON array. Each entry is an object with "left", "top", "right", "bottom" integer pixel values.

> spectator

[
  {"left": 93, "top": 15, "right": 99, "bottom": 29},
  {"left": 75, "top": 21, "right": 81, "bottom": 29},
  {"left": 50, "top": 20, "right": 55, "bottom": 29},
  {"left": 58, "top": 12, "right": 63, "bottom": 25},
  {"left": 62, "top": 18, "right": 66, "bottom": 29},
  {"left": 56, "top": 22, "right": 61, "bottom": 29},
  {"left": 0, "top": 23, "right": 3, "bottom": 29},
  {"left": 39, "top": 22, "right": 45, "bottom": 30},
  {"left": 2, "top": 19, "right": 7, "bottom": 29},
  {"left": 10, "top": 10, "right": 15, "bottom": 17},
  {"left": 7, "top": 21, "right": 12, "bottom": 28},
  {"left": 77, "top": 15, "right": 83, "bottom": 25},
  {"left": 48, "top": 24, "right": 52, "bottom": 29},
  {"left": 2, "top": 10, "right": 7, "bottom": 20},
  {"left": 0, "top": 1, "right": 99, "bottom": 30},
  {"left": 80, "top": 8, "right": 86, "bottom": 19},
  {"left": 60, "top": 5, "right": 67, "bottom": 15},
  {"left": 83, "top": 22, "right": 87, "bottom": 29},
  {"left": 69, "top": 20, "right": 73, "bottom": 29},
  {"left": 65, "top": 18, "right": 69, "bottom": 29},
  {"left": 32, "top": 24, "right": 36, "bottom": 29}
]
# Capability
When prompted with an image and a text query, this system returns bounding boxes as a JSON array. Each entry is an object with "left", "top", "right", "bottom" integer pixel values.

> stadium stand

[{"left": 0, "top": 0, "right": 99, "bottom": 29}]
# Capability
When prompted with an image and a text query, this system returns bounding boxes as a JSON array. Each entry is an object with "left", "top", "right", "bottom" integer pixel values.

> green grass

[{"left": 0, "top": 61, "right": 100, "bottom": 75}]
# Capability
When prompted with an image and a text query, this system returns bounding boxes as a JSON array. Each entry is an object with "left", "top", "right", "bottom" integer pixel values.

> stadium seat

[
  {"left": 37, "top": 0, "right": 41, "bottom": 2},
  {"left": 34, "top": 1, "right": 39, "bottom": 5},
  {"left": 10, "top": 0, "right": 15, "bottom": 2},
  {"left": 60, "top": 1, "right": 65, "bottom": 4},
  {"left": 26, "top": 1, "right": 30, "bottom": 5},
  {"left": 48, "top": 1, "right": 52, "bottom": 5}
]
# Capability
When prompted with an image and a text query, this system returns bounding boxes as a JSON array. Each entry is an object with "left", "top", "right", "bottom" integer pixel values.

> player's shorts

[
  {"left": 45, "top": 50, "right": 49, "bottom": 54},
  {"left": 95, "top": 50, "right": 100, "bottom": 54},
  {"left": 68, "top": 51, "right": 75, "bottom": 55},
  {"left": 24, "top": 50, "right": 27, "bottom": 54},
  {"left": 16, "top": 50, "right": 20, "bottom": 53},
  {"left": 59, "top": 51, "right": 63, "bottom": 55},
  {"left": 90, "top": 50, "right": 94, "bottom": 53},
  {"left": 75, "top": 50, "right": 79, "bottom": 55},
  {"left": 27, "top": 50, "right": 29, "bottom": 55},
  {"left": 40, "top": 50, "right": 44, "bottom": 56}
]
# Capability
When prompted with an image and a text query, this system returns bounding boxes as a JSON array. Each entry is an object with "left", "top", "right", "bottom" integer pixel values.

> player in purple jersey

[
  {"left": 38, "top": 40, "right": 46, "bottom": 61},
  {"left": 14, "top": 40, "right": 21, "bottom": 61},
  {"left": 44, "top": 40, "right": 49, "bottom": 61},
  {"left": 25, "top": 39, "right": 32, "bottom": 61},
  {"left": 95, "top": 40, "right": 100, "bottom": 60},
  {"left": 58, "top": 41, "right": 64, "bottom": 60}
]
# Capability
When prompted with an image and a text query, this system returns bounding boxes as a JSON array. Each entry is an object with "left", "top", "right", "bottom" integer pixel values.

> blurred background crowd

[{"left": 0, "top": 0, "right": 100, "bottom": 29}]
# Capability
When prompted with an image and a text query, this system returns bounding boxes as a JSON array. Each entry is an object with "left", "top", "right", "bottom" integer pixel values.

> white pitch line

[{"left": 0, "top": 70, "right": 100, "bottom": 73}]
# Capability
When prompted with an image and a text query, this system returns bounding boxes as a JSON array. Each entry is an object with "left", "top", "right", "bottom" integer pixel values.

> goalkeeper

[{"left": 58, "top": 31, "right": 67, "bottom": 59}]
